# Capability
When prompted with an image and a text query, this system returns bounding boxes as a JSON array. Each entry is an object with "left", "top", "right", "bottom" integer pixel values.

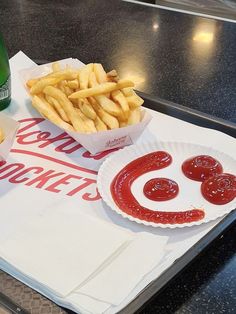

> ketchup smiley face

[
  {"left": 182, "top": 155, "right": 223, "bottom": 182},
  {"left": 110, "top": 150, "right": 234, "bottom": 226},
  {"left": 110, "top": 151, "right": 205, "bottom": 224}
]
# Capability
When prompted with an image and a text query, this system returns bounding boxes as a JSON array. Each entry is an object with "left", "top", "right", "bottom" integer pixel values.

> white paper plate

[{"left": 97, "top": 141, "right": 236, "bottom": 228}]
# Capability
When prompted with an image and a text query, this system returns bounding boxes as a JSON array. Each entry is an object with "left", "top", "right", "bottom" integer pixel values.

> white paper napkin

[
  {"left": 0, "top": 203, "right": 168, "bottom": 303},
  {"left": 66, "top": 293, "right": 110, "bottom": 314},
  {"left": 0, "top": 207, "right": 133, "bottom": 297},
  {"left": 76, "top": 232, "right": 168, "bottom": 305}
]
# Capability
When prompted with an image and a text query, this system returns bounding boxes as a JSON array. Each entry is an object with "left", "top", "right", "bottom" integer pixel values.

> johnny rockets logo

[{"left": 0, "top": 118, "right": 116, "bottom": 202}]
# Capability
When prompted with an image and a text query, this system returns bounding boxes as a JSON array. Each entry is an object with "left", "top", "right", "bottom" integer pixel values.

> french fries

[
  {"left": 52, "top": 61, "right": 61, "bottom": 72},
  {"left": 26, "top": 62, "right": 144, "bottom": 134},
  {"left": 43, "top": 86, "right": 85, "bottom": 132},
  {"left": 30, "top": 77, "right": 60, "bottom": 94},
  {"left": 67, "top": 79, "right": 79, "bottom": 89},
  {"left": 111, "top": 90, "right": 129, "bottom": 119},
  {"left": 75, "top": 108, "right": 97, "bottom": 133},
  {"left": 69, "top": 80, "right": 134, "bottom": 99},
  {"left": 91, "top": 99, "right": 119, "bottom": 129},
  {"left": 94, "top": 63, "right": 107, "bottom": 83},
  {"left": 89, "top": 72, "right": 122, "bottom": 117},
  {"left": 78, "top": 99, "right": 97, "bottom": 120},
  {"left": 0, "top": 127, "right": 5, "bottom": 144},
  {"left": 107, "top": 70, "right": 119, "bottom": 82},
  {"left": 45, "top": 94, "right": 70, "bottom": 122},
  {"left": 127, "top": 108, "right": 141, "bottom": 125},
  {"left": 26, "top": 79, "right": 38, "bottom": 88},
  {"left": 79, "top": 63, "right": 93, "bottom": 89},
  {"left": 94, "top": 115, "right": 107, "bottom": 131},
  {"left": 32, "top": 95, "right": 74, "bottom": 132},
  {"left": 126, "top": 94, "right": 144, "bottom": 108}
]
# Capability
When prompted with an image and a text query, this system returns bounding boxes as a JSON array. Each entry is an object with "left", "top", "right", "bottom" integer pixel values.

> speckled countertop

[
  {"left": 0, "top": 0, "right": 235, "bottom": 313},
  {"left": 138, "top": 224, "right": 236, "bottom": 314},
  {"left": 1, "top": 0, "right": 236, "bottom": 123}
]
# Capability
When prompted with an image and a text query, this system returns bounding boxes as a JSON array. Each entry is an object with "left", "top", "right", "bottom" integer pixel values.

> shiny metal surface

[{"left": 125, "top": 0, "right": 236, "bottom": 21}]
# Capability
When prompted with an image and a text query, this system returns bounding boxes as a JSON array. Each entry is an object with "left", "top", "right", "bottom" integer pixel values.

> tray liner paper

[{"left": 0, "top": 51, "right": 235, "bottom": 314}]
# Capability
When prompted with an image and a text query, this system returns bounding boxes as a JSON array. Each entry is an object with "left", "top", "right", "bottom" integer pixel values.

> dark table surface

[
  {"left": 1, "top": 0, "right": 236, "bottom": 123},
  {"left": 0, "top": 0, "right": 236, "bottom": 313}
]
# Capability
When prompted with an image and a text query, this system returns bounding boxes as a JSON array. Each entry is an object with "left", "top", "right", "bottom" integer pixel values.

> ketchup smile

[
  {"left": 182, "top": 155, "right": 223, "bottom": 182},
  {"left": 110, "top": 151, "right": 205, "bottom": 224},
  {"left": 143, "top": 178, "right": 179, "bottom": 201}
]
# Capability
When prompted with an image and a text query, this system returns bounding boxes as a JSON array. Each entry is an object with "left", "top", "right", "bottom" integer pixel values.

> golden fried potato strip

[
  {"left": 111, "top": 90, "right": 130, "bottom": 119},
  {"left": 68, "top": 80, "right": 134, "bottom": 99},
  {"left": 79, "top": 63, "right": 93, "bottom": 89},
  {"left": 30, "top": 77, "right": 60, "bottom": 95},
  {"left": 127, "top": 108, "right": 141, "bottom": 125},
  {"left": 52, "top": 62, "right": 61, "bottom": 72},
  {"left": 78, "top": 99, "right": 97, "bottom": 120},
  {"left": 126, "top": 94, "right": 144, "bottom": 108},
  {"left": 75, "top": 108, "right": 97, "bottom": 133},
  {"left": 32, "top": 95, "right": 74, "bottom": 131},
  {"left": 45, "top": 94, "right": 70, "bottom": 122},
  {"left": 94, "top": 63, "right": 107, "bottom": 83},
  {"left": 43, "top": 86, "right": 86, "bottom": 132},
  {"left": 89, "top": 97, "right": 119, "bottom": 129},
  {"left": 67, "top": 79, "right": 79, "bottom": 89},
  {"left": 94, "top": 115, "right": 107, "bottom": 131}
]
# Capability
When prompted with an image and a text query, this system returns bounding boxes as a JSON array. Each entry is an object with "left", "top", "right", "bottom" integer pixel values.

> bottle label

[{"left": 0, "top": 76, "right": 11, "bottom": 101}]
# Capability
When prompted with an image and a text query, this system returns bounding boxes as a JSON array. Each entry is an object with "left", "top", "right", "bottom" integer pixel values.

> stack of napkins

[{"left": 0, "top": 204, "right": 168, "bottom": 314}]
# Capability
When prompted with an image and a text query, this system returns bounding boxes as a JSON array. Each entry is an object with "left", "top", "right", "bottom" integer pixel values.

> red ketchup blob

[
  {"left": 182, "top": 155, "right": 223, "bottom": 182},
  {"left": 201, "top": 173, "right": 236, "bottom": 205},
  {"left": 143, "top": 178, "right": 179, "bottom": 201},
  {"left": 110, "top": 151, "right": 205, "bottom": 224}
]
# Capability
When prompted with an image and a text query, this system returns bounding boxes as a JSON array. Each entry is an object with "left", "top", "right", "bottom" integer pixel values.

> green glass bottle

[{"left": 0, "top": 32, "right": 11, "bottom": 110}]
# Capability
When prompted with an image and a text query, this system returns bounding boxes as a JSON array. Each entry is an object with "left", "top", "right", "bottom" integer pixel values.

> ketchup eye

[
  {"left": 143, "top": 178, "right": 179, "bottom": 201},
  {"left": 201, "top": 173, "right": 236, "bottom": 205},
  {"left": 182, "top": 155, "right": 223, "bottom": 182}
]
